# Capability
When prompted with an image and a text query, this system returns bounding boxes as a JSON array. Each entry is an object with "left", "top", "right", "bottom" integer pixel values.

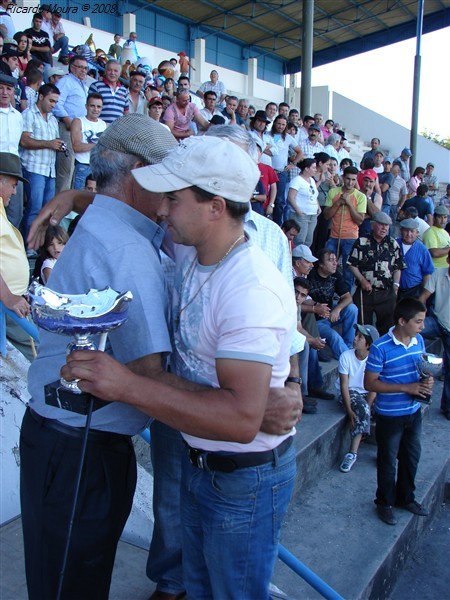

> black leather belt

[
  {"left": 186, "top": 436, "right": 293, "bottom": 473},
  {"left": 28, "top": 408, "right": 131, "bottom": 445}
]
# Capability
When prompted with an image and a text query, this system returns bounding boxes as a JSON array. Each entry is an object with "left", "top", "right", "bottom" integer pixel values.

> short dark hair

[
  {"left": 85, "top": 173, "right": 96, "bottom": 185},
  {"left": 394, "top": 298, "right": 426, "bottom": 324},
  {"left": 178, "top": 75, "right": 190, "bottom": 84},
  {"left": 204, "top": 90, "right": 217, "bottom": 100},
  {"left": 289, "top": 109, "right": 299, "bottom": 117},
  {"left": 287, "top": 122, "right": 298, "bottom": 133},
  {"left": 87, "top": 92, "right": 103, "bottom": 103},
  {"left": 191, "top": 185, "right": 248, "bottom": 221},
  {"left": 417, "top": 183, "right": 429, "bottom": 197},
  {"left": 281, "top": 219, "right": 300, "bottom": 233},
  {"left": 279, "top": 102, "right": 290, "bottom": 110},
  {"left": 294, "top": 276, "right": 309, "bottom": 292},
  {"left": 226, "top": 95, "right": 238, "bottom": 102},
  {"left": 32, "top": 13, "right": 43, "bottom": 22},
  {"left": 343, "top": 166, "right": 359, "bottom": 176},
  {"left": 314, "top": 152, "right": 331, "bottom": 165},
  {"left": 298, "top": 158, "right": 316, "bottom": 171},
  {"left": 26, "top": 69, "right": 43, "bottom": 86},
  {"left": 38, "top": 83, "right": 60, "bottom": 98},
  {"left": 317, "top": 248, "right": 336, "bottom": 265},
  {"left": 340, "top": 157, "right": 352, "bottom": 168},
  {"left": 303, "top": 114, "right": 314, "bottom": 123},
  {"left": 70, "top": 55, "right": 87, "bottom": 67},
  {"left": 266, "top": 101, "right": 277, "bottom": 110},
  {"left": 361, "top": 157, "right": 375, "bottom": 169}
]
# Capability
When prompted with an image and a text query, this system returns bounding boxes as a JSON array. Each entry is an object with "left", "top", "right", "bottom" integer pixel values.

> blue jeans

[
  {"left": 325, "top": 237, "right": 357, "bottom": 291},
  {"left": 22, "top": 170, "right": 55, "bottom": 240},
  {"left": 53, "top": 35, "right": 69, "bottom": 58},
  {"left": 316, "top": 303, "right": 357, "bottom": 359},
  {"left": 73, "top": 162, "right": 91, "bottom": 190},
  {"left": 375, "top": 410, "right": 422, "bottom": 507},
  {"left": 181, "top": 442, "right": 296, "bottom": 599},
  {"left": 147, "top": 421, "right": 185, "bottom": 595},
  {"left": 421, "top": 315, "right": 450, "bottom": 415},
  {"left": 273, "top": 171, "right": 288, "bottom": 225},
  {"left": 299, "top": 341, "right": 324, "bottom": 395}
]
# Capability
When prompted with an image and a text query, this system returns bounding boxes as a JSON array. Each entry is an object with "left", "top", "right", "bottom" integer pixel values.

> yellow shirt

[
  {"left": 0, "top": 197, "right": 29, "bottom": 295},
  {"left": 422, "top": 226, "right": 450, "bottom": 269}
]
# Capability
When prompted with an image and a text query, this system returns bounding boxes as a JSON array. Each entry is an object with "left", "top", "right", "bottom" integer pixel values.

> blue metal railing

[{"left": 139, "top": 429, "right": 344, "bottom": 600}]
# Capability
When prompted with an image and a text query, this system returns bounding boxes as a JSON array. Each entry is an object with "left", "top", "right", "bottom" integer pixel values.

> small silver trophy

[
  {"left": 415, "top": 353, "right": 443, "bottom": 405},
  {"left": 29, "top": 283, "right": 133, "bottom": 414}
]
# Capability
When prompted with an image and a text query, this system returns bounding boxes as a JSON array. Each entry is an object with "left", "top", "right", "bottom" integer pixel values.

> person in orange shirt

[{"left": 323, "top": 166, "right": 367, "bottom": 290}]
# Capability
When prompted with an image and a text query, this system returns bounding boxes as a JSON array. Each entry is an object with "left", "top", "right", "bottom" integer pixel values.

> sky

[{"left": 308, "top": 27, "right": 450, "bottom": 139}]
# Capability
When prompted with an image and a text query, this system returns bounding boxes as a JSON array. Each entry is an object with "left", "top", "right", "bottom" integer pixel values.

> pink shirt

[{"left": 163, "top": 102, "right": 199, "bottom": 132}]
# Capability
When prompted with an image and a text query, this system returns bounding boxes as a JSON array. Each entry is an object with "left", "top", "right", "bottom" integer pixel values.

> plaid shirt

[
  {"left": 347, "top": 234, "right": 406, "bottom": 290},
  {"left": 300, "top": 138, "right": 324, "bottom": 158},
  {"left": 20, "top": 103, "right": 59, "bottom": 177}
]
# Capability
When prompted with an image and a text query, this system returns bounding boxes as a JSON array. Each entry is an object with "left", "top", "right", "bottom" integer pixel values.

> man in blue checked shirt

[{"left": 364, "top": 297, "right": 434, "bottom": 526}]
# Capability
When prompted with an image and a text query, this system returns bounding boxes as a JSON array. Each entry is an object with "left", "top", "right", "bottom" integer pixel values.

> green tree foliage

[{"left": 421, "top": 130, "right": 450, "bottom": 150}]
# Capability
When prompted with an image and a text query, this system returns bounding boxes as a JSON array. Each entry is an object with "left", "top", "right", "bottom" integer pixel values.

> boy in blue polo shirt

[{"left": 364, "top": 298, "right": 435, "bottom": 525}]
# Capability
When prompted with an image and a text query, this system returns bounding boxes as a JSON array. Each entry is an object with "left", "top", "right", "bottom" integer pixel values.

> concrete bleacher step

[{"left": 272, "top": 379, "right": 449, "bottom": 600}]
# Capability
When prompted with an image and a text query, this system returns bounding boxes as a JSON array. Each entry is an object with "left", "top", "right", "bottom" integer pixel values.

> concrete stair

[{"left": 271, "top": 359, "right": 449, "bottom": 600}]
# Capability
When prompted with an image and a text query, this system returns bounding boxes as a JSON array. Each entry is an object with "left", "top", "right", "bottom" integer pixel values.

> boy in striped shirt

[{"left": 364, "top": 298, "right": 434, "bottom": 525}]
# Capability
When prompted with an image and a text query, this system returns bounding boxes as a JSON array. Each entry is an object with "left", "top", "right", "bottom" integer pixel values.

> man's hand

[
  {"left": 315, "top": 303, "right": 331, "bottom": 319},
  {"left": 360, "top": 277, "right": 372, "bottom": 293},
  {"left": 261, "top": 384, "right": 303, "bottom": 434},
  {"left": 309, "top": 336, "right": 326, "bottom": 351},
  {"left": 330, "top": 307, "right": 341, "bottom": 323},
  {"left": 407, "top": 378, "right": 434, "bottom": 399},
  {"left": 48, "top": 138, "right": 65, "bottom": 151},
  {"left": 347, "top": 410, "right": 356, "bottom": 430},
  {"left": 5, "top": 294, "right": 30, "bottom": 318},
  {"left": 61, "top": 350, "right": 133, "bottom": 402}
]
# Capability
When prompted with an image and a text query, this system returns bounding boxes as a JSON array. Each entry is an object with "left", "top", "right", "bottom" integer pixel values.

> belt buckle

[{"left": 188, "top": 447, "right": 205, "bottom": 469}]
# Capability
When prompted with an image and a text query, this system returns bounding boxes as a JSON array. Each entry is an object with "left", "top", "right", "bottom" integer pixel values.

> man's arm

[
  {"left": 70, "top": 118, "right": 96, "bottom": 153},
  {"left": 27, "top": 190, "right": 95, "bottom": 249},
  {"left": 347, "top": 264, "right": 373, "bottom": 292},
  {"left": 62, "top": 351, "right": 272, "bottom": 443},
  {"left": 193, "top": 112, "right": 210, "bottom": 130},
  {"left": 343, "top": 195, "right": 365, "bottom": 225},
  {"left": 364, "top": 369, "right": 433, "bottom": 399},
  {"left": 20, "top": 131, "right": 63, "bottom": 151}
]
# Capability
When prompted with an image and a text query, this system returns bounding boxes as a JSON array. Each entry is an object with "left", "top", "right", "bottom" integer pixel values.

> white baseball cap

[
  {"left": 132, "top": 136, "right": 260, "bottom": 204},
  {"left": 292, "top": 245, "right": 318, "bottom": 262}
]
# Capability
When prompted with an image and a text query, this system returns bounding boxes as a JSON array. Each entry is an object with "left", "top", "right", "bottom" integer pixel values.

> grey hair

[
  {"left": 327, "top": 133, "right": 341, "bottom": 145},
  {"left": 105, "top": 59, "right": 120, "bottom": 68},
  {"left": 204, "top": 125, "right": 258, "bottom": 163},
  {"left": 90, "top": 144, "right": 145, "bottom": 193}
]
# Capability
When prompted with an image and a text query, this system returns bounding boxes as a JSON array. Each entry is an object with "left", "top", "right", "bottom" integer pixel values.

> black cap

[{"left": 250, "top": 110, "right": 270, "bottom": 123}]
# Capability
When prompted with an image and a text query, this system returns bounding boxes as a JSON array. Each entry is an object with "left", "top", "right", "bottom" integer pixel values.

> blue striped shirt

[
  {"left": 88, "top": 79, "right": 129, "bottom": 124},
  {"left": 367, "top": 327, "right": 423, "bottom": 416}
]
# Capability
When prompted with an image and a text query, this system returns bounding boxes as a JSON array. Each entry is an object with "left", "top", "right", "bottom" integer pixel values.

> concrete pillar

[
  {"left": 123, "top": 12, "right": 136, "bottom": 40},
  {"left": 248, "top": 57, "right": 257, "bottom": 98},
  {"left": 300, "top": 0, "right": 314, "bottom": 116},
  {"left": 193, "top": 38, "right": 205, "bottom": 86}
]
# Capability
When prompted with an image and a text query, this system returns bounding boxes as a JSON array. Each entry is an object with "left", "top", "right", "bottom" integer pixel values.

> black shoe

[
  {"left": 303, "top": 396, "right": 318, "bottom": 406},
  {"left": 397, "top": 500, "right": 429, "bottom": 516},
  {"left": 377, "top": 505, "right": 397, "bottom": 525},
  {"left": 318, "top": 354, "right": 331, "bottom": 363},
  {"left": 302, "top": 401, "right": 318, "bottom": 414},
  {"left": 308, "top": 388, "right": 335, "bottom": 400}
]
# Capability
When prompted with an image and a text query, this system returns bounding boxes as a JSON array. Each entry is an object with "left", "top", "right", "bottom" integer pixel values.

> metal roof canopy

[{"left": 140, "top": 0, "right": 450, "bottom": 73}]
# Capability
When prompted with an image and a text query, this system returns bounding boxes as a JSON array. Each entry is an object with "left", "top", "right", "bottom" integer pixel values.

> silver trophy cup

[
  {"left": 415, "top": 353, "right": 443, "bottom": 405},
  {"left": 29, "top": 283, "right": 133, "bottom": 413}
]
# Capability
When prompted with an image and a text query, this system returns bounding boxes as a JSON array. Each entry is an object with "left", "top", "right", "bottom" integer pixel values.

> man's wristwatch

[
  {"left": 269, "top": 203, "right": 275, "bottom": 208},
  {"left": 286, "top": 376, "right": 302, "bottom": 385}
]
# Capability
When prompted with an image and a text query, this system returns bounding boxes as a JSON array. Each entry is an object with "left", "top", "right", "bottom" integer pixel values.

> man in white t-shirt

[
  {"left": 70, "top": 92, "right": 107, "bottom": 190},
  {"left": 62, "top": 136, "right": 298, "bottom": 600}
]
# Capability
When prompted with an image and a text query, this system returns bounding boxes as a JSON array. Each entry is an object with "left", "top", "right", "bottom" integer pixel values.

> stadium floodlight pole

[
  {"left": 300, "top": 0, "right": 314, "bottom": 117},
  {"left": 410, "top": 0, "right": 424, "bottom": 172}
]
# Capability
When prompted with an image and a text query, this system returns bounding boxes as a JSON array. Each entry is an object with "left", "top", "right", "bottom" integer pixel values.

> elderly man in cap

[
  {"left": 348, "top": 212, "right": 406, "bottom": 334},
  {"left": 61, "top": 135, "right": 298, "bottom": 600},
  {"left": 300, "top": 122, "right": 325, "bottom": 158},
  {"left": 0, "top": 152, "right": 33, "bottom": 359},
  {"left": 396, "top": 219, "right": 434, "bottom": 302},
  {"left": 0, "top": 72, "right": 23, "bottom": 227},
  {"left": 422, "top": 205, "right": 450, "bottom": 269},
  {"left": 394, "top": 147, "right": 412, "bottom": 182}
]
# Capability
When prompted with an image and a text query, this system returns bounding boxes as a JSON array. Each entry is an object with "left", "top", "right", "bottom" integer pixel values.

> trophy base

[{"left": 45, "top": 380, "right": 109, "bottom": 415}]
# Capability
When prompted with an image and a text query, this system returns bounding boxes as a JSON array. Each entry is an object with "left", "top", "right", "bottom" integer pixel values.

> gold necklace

[{"left": 175, "top": 234, "right": 245, "bottom": 330}]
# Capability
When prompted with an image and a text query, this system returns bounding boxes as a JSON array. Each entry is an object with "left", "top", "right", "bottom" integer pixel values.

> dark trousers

[
  {"left": 375, "top": 410, "right": 422, "bottom": 507},
  {"left": 353, "top": 286, "right": 396, "bottom": 335},
  {"left": 20, "top": 408, "right": 137, "bottom": 600}
]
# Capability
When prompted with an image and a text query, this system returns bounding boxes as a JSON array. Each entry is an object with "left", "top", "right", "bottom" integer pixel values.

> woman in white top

[{"left": 288, "top": 158, "right": 321, "bottom": 247}]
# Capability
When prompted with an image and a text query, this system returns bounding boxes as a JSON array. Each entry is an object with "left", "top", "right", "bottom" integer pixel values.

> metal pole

[
  {"left": 300, "top": 0, "right": 314, "bottom": 116},
  {"left": 410, "top": 0, "right": 424, "bottom": 172}
]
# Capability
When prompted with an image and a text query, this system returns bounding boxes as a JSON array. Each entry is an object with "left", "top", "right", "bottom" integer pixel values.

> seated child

[
  {"left": 337, "top": 323, "right": 379, "bottom": 472},
  {"left": 38, "top": 225, "right": 68, "bottom": 285}
]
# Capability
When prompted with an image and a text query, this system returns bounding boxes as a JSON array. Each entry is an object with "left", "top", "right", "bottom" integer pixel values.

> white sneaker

[{"left": 340, "top": 452, "right": 357, "bottom": 473}]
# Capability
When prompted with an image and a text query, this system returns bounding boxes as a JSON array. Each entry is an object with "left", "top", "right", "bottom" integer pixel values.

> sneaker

[{"left": 339, "top": 452, "right": 357, "bottom": 473}]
